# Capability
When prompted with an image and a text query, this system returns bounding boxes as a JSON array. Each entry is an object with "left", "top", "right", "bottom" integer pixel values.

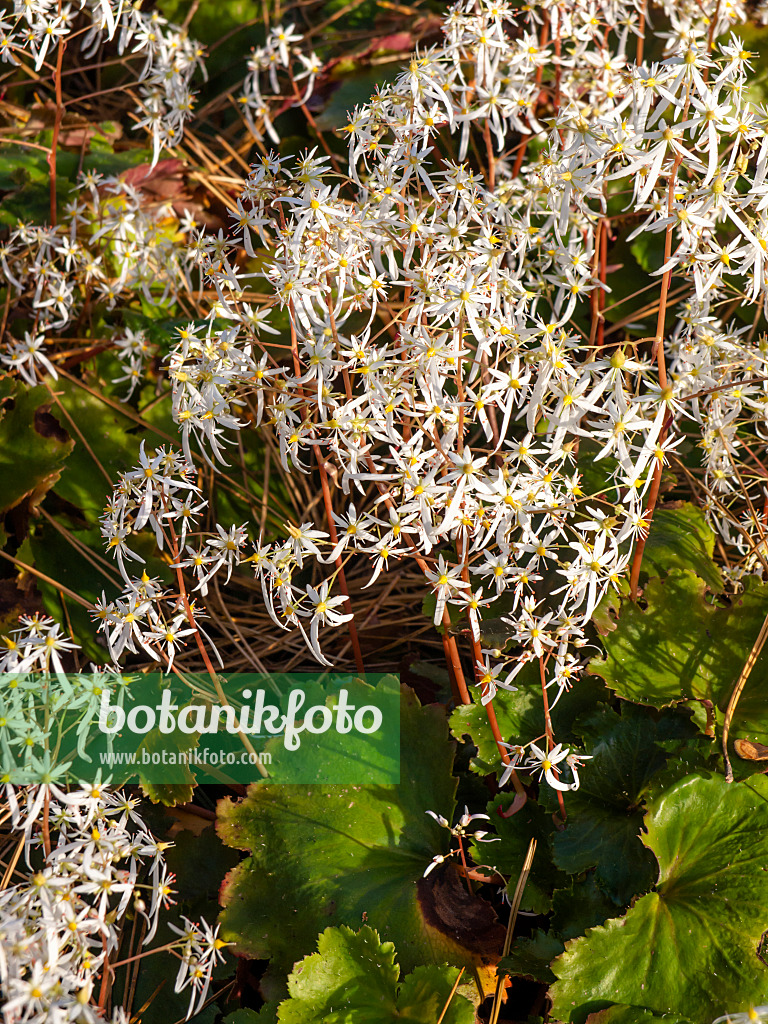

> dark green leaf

[
  {"left": 0, "top": 382, "right": 73, "bottom": 516},
  {"left": 226, "top": 1012, "right": 278, "bottom": 1024},
  {"left": 591, "top": 570, "right": 768, "bottom": 768},
  {"left": 553, "top": 704, "right": 698, "bottom": 905},
  {"left": 630, "top": 232, "right": 666, "bottom": 275},
  {"left": 51, "top": 378, "right": 139, "bottom": 517},
  {"left": 218, "top": 688, "right": 502, "bottom": 993},
  {"left": 165, "top": 825, "right": 240, "bottom": 902},
  {"left": 497, "top": 930, "right": 564, "bottom": 985},
  {"left": 450, "top": 668, "right": 606, "bottom": 777},
  {"left": 470, "top": 796, "right": 566, "bottom": 914},
  {"left": 642, "top": 503, "right": 724, "bottom": 592},
  {"left": 550, "top": 774, "right": 768, "bottom": 1024},
  {"left": 276, "top": 926, "right": 473, "bottom": 1024},
  {"left": 550, "top": 873, "right": 620, "bottom": 941},
  {"left": 584, "top": 1005, "right": 693, "bottom": 1024}
]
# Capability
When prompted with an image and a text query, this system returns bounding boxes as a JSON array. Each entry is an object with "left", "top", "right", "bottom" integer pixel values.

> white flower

[{"left": 525, "top": 742, "right": 572, "bottom": 792}]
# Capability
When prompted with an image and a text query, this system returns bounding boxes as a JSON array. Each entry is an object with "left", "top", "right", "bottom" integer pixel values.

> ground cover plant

[{"left": 2, "top": 0, "right": 768, "bottom": 1020}]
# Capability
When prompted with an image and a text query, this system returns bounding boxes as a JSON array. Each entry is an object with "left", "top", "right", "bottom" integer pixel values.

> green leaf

[
  {"left": 497, "top": 930, "right": 564, "bottom": 985},
  {"left": 0, "top": 145, "right": 79, "bottom": 226},
  {"left": 550, "top": 774, "right": 768, "bottom": 1024},
  {"left": 584, "top": 1006, "right": 693, "bottom": 1024},
  {"left": 315, "top": 64, "right": 403, "bottom": 132},
  {"left": 226, "top": 1012, "right": 277, "bottom": 1024},
  {"left": 630, "top": 231, "right": 666, "bottom": 275},
  {"left": 644, "top": 735, "right": 718, "bottom": 793},
  {"left": 277, "top": 926, "right": 397, "bottom": 1023},
  {"left": 550, "top": 874, "right": 620, "bottom": 941},
  {"left": 641, "top": 503, "right": 724, "bottom": 592},
  {"left": 450, "top": 667, "right": 605, "bottom": 777},
  {"left": 422, "top": 589, "right": 462, "bottom": 628},
  {"left": 450, "top": 674, "right": 541, "bottom": 775},
  {"left": 591, "top": 570, "right": 768, "bottom": 765},
  {"left": 165, "top": 825, "right": 240, "bottom": 902},
  {"left": 577, "top": 437, "right": 620, "bottom": 502},
  {"left": 277, "top": 926, "right": 473, "bottom": 1024},
  {"left": 594, "top": 237, "right": 654, "bottom": 334},
  {"left": 138, "top": 780, "right": 195, "bottom": 806},
  {"left": 219, "top": 688, "right": 503, "bottom": 993},
  {"left": 50, "top": 378, "right": 139, "bottom": 517},
  {"left": 0, "top": 382, "right": 73, "bottom": 516},
  {"left": 397, "top": 965, "right": 474, "bottom": 1024},
  {"left": 470, "top": 796, "right": 566, "bottom": 914},
  {"left": 552, "top": 704, "right": 698, "bottom": 905},
  {"left": 258, "top": 675, "right": 400, "bottom": 784},
  {"left": 553, "top": 802, "right": 657, "bottom": 907}
]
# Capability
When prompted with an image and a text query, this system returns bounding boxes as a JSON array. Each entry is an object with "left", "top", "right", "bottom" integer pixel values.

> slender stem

[
  {"left": 485, "top": 697, "right": 527, "bottom": 806},
  {"left": 589, "top": 219, "right": 603, "bottom": 349},
  {"left": 597, "top": 217, "right": 609, "bottom": 349},
  {"left": 636, "top": 0, "right": 647, "bottom": 66},
  {"left": 512, "top": 20, "right": 548, "bottom": 178},
  {"left": 97, "top": 934, "right": 111, "bottom": 1009},
  {"left": 0, "top": 835, "right": 25, "bottom": 889},
  {"left": 436, "top": 968, "right": 465, "bottom": 1024},
  {"left": 288, "top": 69, "right": 343, "bottom": 175},
  {"left": 287, "top": 285, "right": 366, "bottom": 674},
  {"left": 457, "top": 835, "right": 473, "bottom": 894},
  {"left": 321, "top": 273, "right": 469, "bottom": 697},
  {"left": 48, "top": 5, "right": 65, "bottom": 227},
  {"left": 540, "top": 656, "right": 566, "bottom": 821},
  {"left": 488, "top": 838, "right": 536, "bottom": 1024},
  {"left": 483, "top": 122, "right": 496, "bottom": 192},
  {"left": 42, "top": 792, "right": 52, "bottom": 858},
  {"left": 318, "top": 462, "right": 366, "bottom": 674},
  {"left": 627, "top": 434, "right": 665, "bottom": 598},
  {"left": 459, "top": 549, "right": 526, "bottom": 801},
  {"left": 722, "top": 610, "right": 768, "bottom": 782},
  {"left": 164, "top": 515, "right": 268, "bottom": 778},
  {"left": 706, "top": 0, "right": 722, "bottom": 60},
  {"left": 108, "top": 940, "right": 178, "bottom": 970},
  {"left": 628, "top": 154, "right": 681, "bottom": 598},
  {"left": 440, "top": 612, "right": 471, "bottom": 704}
]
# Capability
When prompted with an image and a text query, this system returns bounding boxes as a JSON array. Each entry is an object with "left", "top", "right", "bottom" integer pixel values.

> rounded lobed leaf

[
  {"left": 591, "top": 571, "right": 768, "bottom": 765},
  {"left": 276, "top": 925, "right": 474, "bottom": 1024},
  {"left": 218, "top": 687, "right": 504, "bottom": 994},
  {"left": 550, "top": 774, "right": 768, "bottom": 1024}
]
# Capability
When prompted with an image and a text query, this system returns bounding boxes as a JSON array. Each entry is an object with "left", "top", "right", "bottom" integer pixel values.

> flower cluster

[
  {"left": 95, "top": 441, "right": 245, "bottom": 668},
  {"left": 0, "top": 616, "right": 114, "bottom": 788},
  {"left": 0, "top": 777, "right": 224, "bottom": 1023},
  {"left": 239, "top": 22, "right": 321, "bottom": 143},
  {"left": 158, "top": 0, "right": 768, "bottom": 738},
  {"left": 423, "top": 805, "right": 499, "bottom": 877},
  {"left": 5, "top": 0, "right": 768, "bottom": 793},
  {"left": 0, "top": 171, "right": 197, "bottom": 394}
]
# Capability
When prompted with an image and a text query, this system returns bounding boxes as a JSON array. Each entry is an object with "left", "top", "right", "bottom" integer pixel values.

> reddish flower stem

[
  {"left": 48, "top": 11, "right": 65, "bottom": 226},
  {"left": 629, "top": 155, "right": 681, "bottom": 598},
  {"left": 318, "top": 463, "right": 366, "bottom": 675},
  {"left": 540, "top": 655, "right": 566, "bottom": 822},
  {"left": 286, "top": 291, "right": 364, "bottom": 673},
  {"left": 512, "top": 20, "right": 549, "bottom": 179}
]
